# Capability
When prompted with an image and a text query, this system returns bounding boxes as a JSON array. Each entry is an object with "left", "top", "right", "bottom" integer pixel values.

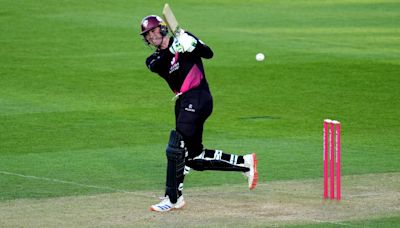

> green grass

[
  {"left": 1, "top": 0, "right": 399, "bottom": 226},
  {"left": 289, "top": 216, "right": 400, "bottom": 227}
]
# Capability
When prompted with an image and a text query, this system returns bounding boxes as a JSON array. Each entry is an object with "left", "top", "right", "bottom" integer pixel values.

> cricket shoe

[
  {"left": 149, "top": 195, "right": 185, "bottom": 212},
  {"left": 243, "top": 153, "right": 258, "bottom": 190}
]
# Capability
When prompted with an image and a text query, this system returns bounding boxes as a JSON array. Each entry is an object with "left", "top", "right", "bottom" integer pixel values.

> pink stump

[
  {"left": 335, "top": 122, "right": 341, "bottom": 200},
  {"left": 323, "top": 120, "right": 330, "bottom": 199},
  {"left": 330, "top": 122, "right": 335, "bottom": 200}
]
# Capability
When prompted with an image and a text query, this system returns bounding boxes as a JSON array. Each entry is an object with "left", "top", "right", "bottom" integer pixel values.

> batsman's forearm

[
  {"left": 194, "top": 42, "right": 213, "bottom": 59},
  {"left": 184, "top": 32, "right": 213, "bottom": 59},
  {"left": 146, "top": 52, "right": 170, "bottom": 73}
]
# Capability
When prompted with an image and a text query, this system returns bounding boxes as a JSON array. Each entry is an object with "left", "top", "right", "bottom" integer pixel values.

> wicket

[{"left": 323, "top": 119, "right": 341, "bottom": 200}]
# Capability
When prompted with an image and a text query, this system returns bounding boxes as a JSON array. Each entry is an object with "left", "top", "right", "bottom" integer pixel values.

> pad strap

[{"left": 186, "top": 150, "right": 249, "bottom": 172}]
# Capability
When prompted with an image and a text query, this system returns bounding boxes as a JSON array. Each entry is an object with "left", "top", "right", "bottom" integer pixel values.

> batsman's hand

[
  {"left": 169, "top": 37, "right": 184, "bottom": 54},
  {"left": 177, "top": 32, "right": 197, "bottom": 53}
]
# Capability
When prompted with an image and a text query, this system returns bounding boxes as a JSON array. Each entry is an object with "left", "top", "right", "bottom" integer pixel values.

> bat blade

[{"left": 162, "top": 3, "right": 180, "bottom": 36}]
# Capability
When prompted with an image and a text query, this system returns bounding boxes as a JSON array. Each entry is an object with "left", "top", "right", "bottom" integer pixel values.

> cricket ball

[{"left": 256, "top": 53, "right": 265, "bottom": 61}]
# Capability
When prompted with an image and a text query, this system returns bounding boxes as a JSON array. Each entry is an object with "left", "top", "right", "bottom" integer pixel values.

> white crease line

[{"left": 0, "top": 170, "right": 129, "bottom": 193}]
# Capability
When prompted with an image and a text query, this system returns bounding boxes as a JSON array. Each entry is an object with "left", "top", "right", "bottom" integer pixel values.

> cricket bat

[{"left": 162, "top": 3, "right": 182, "bottom": 36}]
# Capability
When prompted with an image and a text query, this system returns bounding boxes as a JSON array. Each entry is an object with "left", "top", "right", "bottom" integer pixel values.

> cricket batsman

[{"left": 139, "top": 15, "right": 258, "bottom": 212}]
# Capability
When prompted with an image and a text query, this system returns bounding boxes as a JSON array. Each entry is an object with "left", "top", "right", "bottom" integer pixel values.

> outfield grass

[{"left": 1, "top": 0, "right": 399, "bottom": 226}]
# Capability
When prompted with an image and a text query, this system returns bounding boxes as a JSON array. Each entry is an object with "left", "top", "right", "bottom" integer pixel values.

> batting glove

[
  {"left": 175, "top": 28, "right": 186, "bottom": 38},
  {"left": 169, "top": 37, "right": 184, "bottom": 54},
  {"left": 177, "top": 33, "right": 197, "bottom": 53}
]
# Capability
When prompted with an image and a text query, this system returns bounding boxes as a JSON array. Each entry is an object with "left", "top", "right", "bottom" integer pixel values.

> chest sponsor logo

[{"left": 169, "top": 56, "right": 179, "bottom": 73}]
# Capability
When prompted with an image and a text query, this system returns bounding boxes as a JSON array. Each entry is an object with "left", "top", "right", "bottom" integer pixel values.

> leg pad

[{"left": 165, "top": 130, "right": 186, "bottom": 203}]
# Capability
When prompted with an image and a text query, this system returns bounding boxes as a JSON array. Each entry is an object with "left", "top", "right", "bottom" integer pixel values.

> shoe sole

[{"left": 250, "top": 153, "right": 258, "bottom": 190}]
